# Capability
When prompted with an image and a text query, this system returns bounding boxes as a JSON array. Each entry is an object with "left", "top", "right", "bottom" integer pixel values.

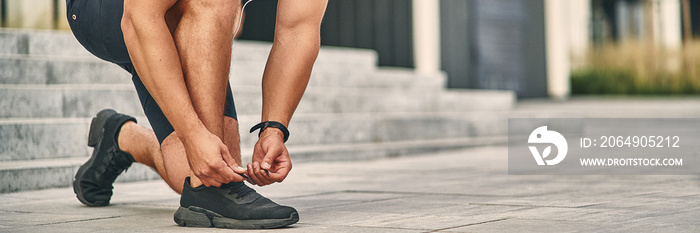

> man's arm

[
  {"left": 246, "top": 0, "right": 328, "bottom": 186},
  {"left": 121, "top": 0, "right": 244, "bottom": 187}
]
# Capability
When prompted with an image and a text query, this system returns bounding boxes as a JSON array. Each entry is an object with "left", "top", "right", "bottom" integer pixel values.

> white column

[
  {"left": 57, "top": 0, "right": 70, "bottom": 30},
  {"left": 545, "top": 0, "right": 571, "bottom": 99},
  {"left": 5, "top": 0, "right": 54, "bottom": 29},
  {"left": 654, "top": 0, "right": 682, "bottom": 49},
  {"left": 412, "top": 0, "right": 442, "bottom": 75},
  {"left": 568, "top": 0, "right": 591, "bottom": 68}
]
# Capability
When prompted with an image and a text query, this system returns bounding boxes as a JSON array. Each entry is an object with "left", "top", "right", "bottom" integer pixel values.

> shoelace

[
  {"left": 104, "top": 147, "right": 131, "bottom": 182},
  {"left": 224, "top": 182, "right": 256, "bottom": 198}
]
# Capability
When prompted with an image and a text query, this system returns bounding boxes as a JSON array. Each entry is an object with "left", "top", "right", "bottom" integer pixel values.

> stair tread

[
  {"left": 0, "top": 136, "right": 507, "bottom": 170},
  {"left": 0, "top": 29, "right": 377, "bottom": 63},
  {"left": 0, "top": 157, "right": 85, "bottom": 170},
  {"left": 0, "top": 111, "right": 511, "bottom": 123}
]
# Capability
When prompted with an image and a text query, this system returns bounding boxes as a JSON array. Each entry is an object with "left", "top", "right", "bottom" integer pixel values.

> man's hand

[
  {"left": 247, "top": 129, "right": 292, "bottom": 186},
  {"left": 245, "top": 0, "right": 325, "bottom": 186},
  {"left": 181, "top": 129, "right": 247, "bottom": 187}
]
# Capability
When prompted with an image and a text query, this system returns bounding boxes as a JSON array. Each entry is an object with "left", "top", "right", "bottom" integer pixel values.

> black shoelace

[
  {"left": 104, "top": 147, "right": 131, "bottom": 183},
  {"left": 223, "top": 182, "right": 256, "bottom": 198}
]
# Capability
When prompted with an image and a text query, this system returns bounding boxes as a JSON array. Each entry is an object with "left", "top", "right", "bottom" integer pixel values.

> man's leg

[
  {"left": 121, "top": 0, "right": 242, "bottom": 187},
  {"left": 116, "top": 117, "right": 239, "bottom": 194},
  {"left": 69, "top": 0, "right": 242, "bottom": 198},
  {"left": 162, "top": 1, "right": 298, "bottom": 228},
  {"left": 112, "top": 0, "right": 242, "bottom": 192},
  {"left": 161, "top": 0, "right": 242, "bottom": 188},
  {"left": 172, "top": 0, "right": 238, "bottom": 137}
]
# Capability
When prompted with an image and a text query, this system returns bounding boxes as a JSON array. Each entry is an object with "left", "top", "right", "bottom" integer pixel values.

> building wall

[
  {"left": 440, "top": 0, "right": 548, "bottom": 98},
  {"left": 439, "top": 0, "right": 473, "bottom": 89},
  {"left": 238, "top": 0, "right": 414, "bottom": 68},
  {"left": 321, "top": 0, "right": 414, "bottom": 68},
  {"left": 691, "top": 0, "right": 700, "bottom": 37},
  {"left": 592, "top": 0, "right": 683, "bottom": 48}
]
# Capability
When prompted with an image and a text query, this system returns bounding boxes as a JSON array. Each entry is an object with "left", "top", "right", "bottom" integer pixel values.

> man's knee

[
  {"left": 180, "top": 0, "right": 240, "bottom": 21},
  {"left": 224, "top": 116, "right": 239, "bottom": 127},
  {"left": 121, "top": 0, "right": 179, "bottom": 42},
  {"left": 160, "top": 132, "right": 187, "bottom": 188},
  {"left": 160, "top": 132, "right": 183, "bottom": 153}
]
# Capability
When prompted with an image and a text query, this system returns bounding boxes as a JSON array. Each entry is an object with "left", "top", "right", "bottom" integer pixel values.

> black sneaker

[
  {"left": 73, "top": 109, "right": 136, "bottom": 207},
  {"left": 174, "top": 177, "right": 299, "bottom": 229}
]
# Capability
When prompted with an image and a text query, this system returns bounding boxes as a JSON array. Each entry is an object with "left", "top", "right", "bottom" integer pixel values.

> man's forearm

[
  {"left": 121, "top": 4, "right": 207, "bottom": 139},
  {"left": 260, "top": 31, "right": 321, "bottom": 127}
]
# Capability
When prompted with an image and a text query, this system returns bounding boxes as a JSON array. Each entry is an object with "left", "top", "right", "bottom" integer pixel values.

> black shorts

[{"left": 66, "top": 0, "right": 238, "bottom": 144}]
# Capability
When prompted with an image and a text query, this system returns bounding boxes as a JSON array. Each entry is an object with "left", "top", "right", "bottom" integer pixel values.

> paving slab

[
  {"left": 2, "top": 146, "right": 700, "bottom": 232},
  {"left": 442, "top": 218, "right": 610, "bottom": 233}
]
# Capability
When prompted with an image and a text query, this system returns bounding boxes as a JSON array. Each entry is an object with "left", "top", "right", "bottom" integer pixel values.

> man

[{"left": 66, "top": 0, "right": 327, "bottom": 229}]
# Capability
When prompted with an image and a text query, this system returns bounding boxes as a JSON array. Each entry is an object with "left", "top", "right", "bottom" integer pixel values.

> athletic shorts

[{"left": 66, "top": 0, "right": 238, "bottom": 144}]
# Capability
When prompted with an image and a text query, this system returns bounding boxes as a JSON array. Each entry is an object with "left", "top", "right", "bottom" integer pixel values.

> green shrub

[{"left": 571, "top": 40, "right": 700, "bottom": 95}]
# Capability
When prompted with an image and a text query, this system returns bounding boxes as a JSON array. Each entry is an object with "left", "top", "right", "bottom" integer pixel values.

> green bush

[
  {"left": 571, "top": 40, "right": 700, "bottom": 95},
  {"left": 571, "top": 68, "right": 699, "bottom": 95},
  {"left": 571, "top": 68, "right": 636, "bottom": 95}
]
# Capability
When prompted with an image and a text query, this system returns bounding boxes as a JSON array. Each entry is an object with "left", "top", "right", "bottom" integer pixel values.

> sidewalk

[{"left": 2, "top": 146, "right": 700, "bottom": 232}]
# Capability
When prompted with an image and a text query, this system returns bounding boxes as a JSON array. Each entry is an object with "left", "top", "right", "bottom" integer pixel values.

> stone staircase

[{"left": 0, "top": 28, "right": 514, "bottom": 193}]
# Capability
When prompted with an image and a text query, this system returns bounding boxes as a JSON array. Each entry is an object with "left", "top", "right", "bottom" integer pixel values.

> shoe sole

[
  {"left": 73, "top": 109, "right": 118, "bottom": 207},
  {"left": 174, "top": 206, "right": 299, "bottom": 229}
]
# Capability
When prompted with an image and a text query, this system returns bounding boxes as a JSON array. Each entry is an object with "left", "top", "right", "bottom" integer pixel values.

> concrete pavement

[{"left": 2, "top": 146, "right": 700, "bottom": 232}]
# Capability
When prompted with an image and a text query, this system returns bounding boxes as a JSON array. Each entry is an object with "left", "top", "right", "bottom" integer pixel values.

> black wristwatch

[{"left": 249, "top": 121, "right": 290, "bottom": 143}]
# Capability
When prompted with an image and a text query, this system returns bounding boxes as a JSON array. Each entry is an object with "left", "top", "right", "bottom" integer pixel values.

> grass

[{"left": 571, "top": 40, "right": 700, "bottom": 95}]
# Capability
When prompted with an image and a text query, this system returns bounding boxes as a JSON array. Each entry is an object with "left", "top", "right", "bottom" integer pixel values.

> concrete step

[
  {"left": 0, "top": 28, "right": 516, "bottom": 194},
  {"left": 0, "top": 135, "right": 507, "bottom": 193},
  {"left": 0, "top": 29, "right": 378, "bottom": 71},
  {"left": 0, "top": 84, "right": 512, "bottom": 118},
  {"left": 0, "top": 54, "right": 129, "bottom": 85},
  {"left": 0, "top": 29, "right": 93, "bottom": 57},
  {"left": 0, "top": 111, "right": 509, "bottom": 161},
  {"left": 0, "top": 54, "right": 439, "bottom": 88}
]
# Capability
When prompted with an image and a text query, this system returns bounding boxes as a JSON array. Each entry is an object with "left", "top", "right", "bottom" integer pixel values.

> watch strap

[{"left": 249, "top": 121, "right": 290, "bottom": 143}]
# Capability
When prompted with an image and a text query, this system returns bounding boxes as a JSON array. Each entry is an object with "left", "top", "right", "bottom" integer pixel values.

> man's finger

[
  {"left": 220, "top": 146, "right": 237, "bottom": 168},
  {"left": 232, "top": 169, "right": 249, "bottom": 182},
  {"left": 250, "top": 162, "right": 272, "bottom": 186},
  {"left": 254, "top": 162, "right": 273, "bottom": 185},
  {"left": 207, "top": 172, "right": 229, "bottom": 186},
  {"left": 213, "top": 160, "right": 238, "bottom": 183},
  {"left": 247, "top": 163, "right": 264, "bottom": 186},
  {"left": 222, "top": 155, "right": 248, "bottom": 182},
  {"left": 232, "top": 165, "right": 247, "bottom": 174},
  {"left": 268, "top": 165, "right": 290, "bottom": 182},
  {"left": 232, "top": 173, "right": 248, "bottom": 183},
  {"left": 200, "top": 174, "right": 222, "bottom": 187},
  {"left": 261, "top": 147, "right": 282, "bottom": 170}
]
